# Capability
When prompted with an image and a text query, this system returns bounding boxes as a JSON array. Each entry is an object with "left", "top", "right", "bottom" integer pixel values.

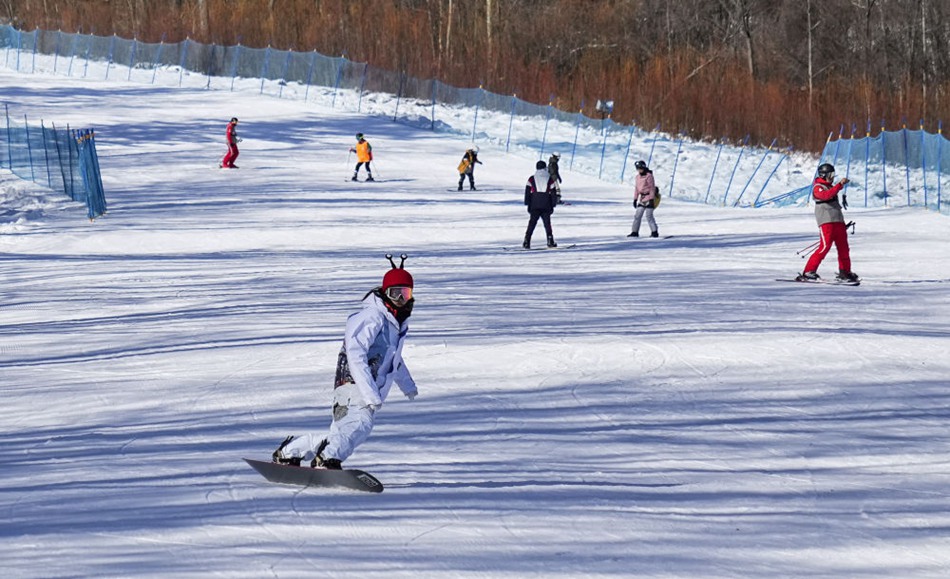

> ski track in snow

[{"left": 2, "top": 64, "right": 950, "bottom": 578}]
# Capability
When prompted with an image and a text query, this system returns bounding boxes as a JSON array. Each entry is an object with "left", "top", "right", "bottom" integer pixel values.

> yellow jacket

[{"left": 354, "top": 140, "right": 373, "bottom": 162}]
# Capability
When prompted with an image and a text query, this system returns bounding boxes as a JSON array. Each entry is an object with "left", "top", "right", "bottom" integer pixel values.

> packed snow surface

[{"left": 2, "top": 66, "right": 949, "bottom": 578}]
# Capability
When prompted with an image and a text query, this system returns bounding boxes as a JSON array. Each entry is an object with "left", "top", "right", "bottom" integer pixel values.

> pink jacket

[{"left": 634, "top": 171, "right": 656, "bottom": 205}]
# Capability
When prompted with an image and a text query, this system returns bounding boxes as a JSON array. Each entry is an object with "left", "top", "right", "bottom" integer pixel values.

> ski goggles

[{"left": 385, "top": 286, "right": 412, "bottom": 302}]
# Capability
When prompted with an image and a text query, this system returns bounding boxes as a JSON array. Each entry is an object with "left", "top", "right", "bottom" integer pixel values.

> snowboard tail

[{"left": 244, "top": 458, "right": 384, "bottom": 493}]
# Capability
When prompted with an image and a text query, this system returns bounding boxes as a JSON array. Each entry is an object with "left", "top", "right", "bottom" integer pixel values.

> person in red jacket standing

[
  {"left": 220, "top": 117, "right": 240, "bottom": 169},
  {"left": 797, "top": 163, "right": 859, "bottom": 282}
]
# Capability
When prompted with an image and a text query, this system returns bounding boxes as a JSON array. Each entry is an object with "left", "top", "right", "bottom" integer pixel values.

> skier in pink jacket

[{"left": 628, "top": 160, "right": 659, "bottom": 237}]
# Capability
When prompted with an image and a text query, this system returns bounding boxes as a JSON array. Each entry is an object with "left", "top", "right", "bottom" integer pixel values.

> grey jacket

[{"left": 812, "top": 178, "right": 845, "bottom": 226}]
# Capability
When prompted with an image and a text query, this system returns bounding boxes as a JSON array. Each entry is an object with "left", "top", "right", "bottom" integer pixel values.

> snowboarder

[
  {"left": 628, "top": 160, "right": 659, "bottom": 237},
  {"left": 457, "top": 147, "right": 482, "bottom": 191},
  {"left": 797, "top": 163, "right": 859, "bottom": 282},
  {"left": 273, "top": 255, "right": 418, "bottom": 470},
  {"left": 522, "top": 160, "right": 558, "bottom": 249},
  {"left": 350, "top": 133, "right": 374, "bottom": 181},
  {"left": 220, "top": 117, "right": 240, "bottom": 169},
  {"left": 547, "top": 152, "right": 564, "bottom": 204}
]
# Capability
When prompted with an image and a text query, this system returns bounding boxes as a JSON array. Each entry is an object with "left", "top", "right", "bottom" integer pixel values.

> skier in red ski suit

[
  {"left": 798, "top": 163, "right": 859, "bottom": 282},
  {"left": 220, "top": 117, "right": 240, "bottom": 169}
]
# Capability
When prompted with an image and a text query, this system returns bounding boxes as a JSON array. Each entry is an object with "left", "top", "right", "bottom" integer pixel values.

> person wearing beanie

[
  {"left": 220, "top": 117, "right": 241, "bottom": 169},
  {"left": 628, "top": 160, "right": 659, "bottom": 238},
  {"left": 273, "top": 255, "right": 418, "bottom": 470},
  {"left": 522, "top": 160, "right": 559, "bottom": 249}
]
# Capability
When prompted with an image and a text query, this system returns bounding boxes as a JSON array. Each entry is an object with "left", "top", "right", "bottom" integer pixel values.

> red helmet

[{"left": 383, "top": 267, "right": 413, "bottom": 290}]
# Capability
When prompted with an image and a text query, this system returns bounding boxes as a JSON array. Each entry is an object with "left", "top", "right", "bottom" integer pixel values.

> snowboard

[
  {"left": 503, "top": 244, "right": 577, "bottom": 251},
  {"left": 244, "top": 458, "right": 384, "bottom": 493},
  {"left": 776, "top": 277, "right": 860, "bottom": 286}
]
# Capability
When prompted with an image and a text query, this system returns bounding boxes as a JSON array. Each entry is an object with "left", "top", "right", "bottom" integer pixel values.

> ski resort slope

[{"left": 2, "top": 68, "right": 950, "bottom": 578}]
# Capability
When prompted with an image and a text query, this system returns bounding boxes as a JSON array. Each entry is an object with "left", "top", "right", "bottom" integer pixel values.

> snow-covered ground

[{"left": 2, "top": 66, "right": 950, "bottom": 578}]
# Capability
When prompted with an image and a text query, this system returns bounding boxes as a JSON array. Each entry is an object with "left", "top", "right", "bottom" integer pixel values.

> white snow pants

[
  {"left": 282, "top": 402, "right": 376, "bottom": 463},
  {"left": 632, "top": 205, "right": 657, "bottom": 234}
]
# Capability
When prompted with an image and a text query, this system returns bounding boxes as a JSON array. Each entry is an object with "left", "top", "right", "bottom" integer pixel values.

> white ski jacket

[{"left": 341, "top": 292, "right": 417, "bottom": 408}]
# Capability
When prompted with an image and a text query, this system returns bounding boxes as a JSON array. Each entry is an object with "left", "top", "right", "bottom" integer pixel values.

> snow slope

[{"left": 2, "top": 67, "right": 950, "bottom": 578}]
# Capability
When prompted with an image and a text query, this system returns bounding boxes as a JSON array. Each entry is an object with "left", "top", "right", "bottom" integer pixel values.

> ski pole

[{"left": 796, "top": 240, "right": 820, "bottom": 257}]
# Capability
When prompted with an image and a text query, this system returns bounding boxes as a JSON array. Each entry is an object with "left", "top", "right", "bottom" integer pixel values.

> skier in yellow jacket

[{"left": 350, "top": 133, "right": 374, "bottom": 182}]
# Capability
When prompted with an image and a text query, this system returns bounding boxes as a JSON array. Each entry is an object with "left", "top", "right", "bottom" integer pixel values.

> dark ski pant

[
  {"left": 459, "top": 171, "right": 475, "bottom": 190},
  {"left": 353, "top": 162, "right": 372, "bottom": 177},
  {"left": 525, "top": 210, "right": 554, "bottom": 244}
]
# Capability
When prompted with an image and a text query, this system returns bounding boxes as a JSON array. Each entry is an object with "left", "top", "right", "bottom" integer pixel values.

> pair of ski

[
  {"left": 503, "top": 244, "right": 577, "bottom": 251},
  {"left": 776, "top": 277, "right": 860, "bottom": 286}
]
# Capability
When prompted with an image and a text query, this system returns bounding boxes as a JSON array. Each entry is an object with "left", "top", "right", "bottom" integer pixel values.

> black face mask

[{"left": 373, "top": 288, "right": 414, "bottom": 323}]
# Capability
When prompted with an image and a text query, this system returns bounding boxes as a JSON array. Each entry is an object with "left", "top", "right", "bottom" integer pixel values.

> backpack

[{"left": 653, "top": 186, "right": 661, "bottom": 209}]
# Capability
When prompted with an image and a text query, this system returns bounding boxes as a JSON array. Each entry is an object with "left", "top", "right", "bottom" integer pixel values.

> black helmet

[
  {"left": 817, "top": 163, "right": 835, "bottom": 178},
  {"left": 356, "top": 133, "right": 364, "bottom": 139},
  {"left": 536, "top": 160, "right": 547, "bottom": 170},
  {"left": 230, "top": 117, "right": 238, "bottom": 123},
  {"left": 635, "top": 160, "right": 647, "bottom": 170}
]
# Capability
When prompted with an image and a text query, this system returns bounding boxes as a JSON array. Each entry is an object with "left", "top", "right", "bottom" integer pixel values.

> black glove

[{"left": 842, "top": 194, "right": 848, "bottom": 210}]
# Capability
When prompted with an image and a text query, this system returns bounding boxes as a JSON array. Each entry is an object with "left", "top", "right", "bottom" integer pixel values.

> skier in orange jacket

[{"left": 350, "top": 133, "right": 374, "bottom": 182}]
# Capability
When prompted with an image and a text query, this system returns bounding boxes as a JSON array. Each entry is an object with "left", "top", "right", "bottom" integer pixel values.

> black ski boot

[
  {"left": 627, "top": 231, "right": 639, "bottom": 237},
  {"left": 650, "top": 230, "right": 659, "bottom": 238},
  {"left": 272, "top": 436, "right": 301, "bottom": 466},
  {"left": 547, "top": 237, "right": 557, "bottom": 248},
  {"left": 366, "top": 175, "right": 375, "bottom": 182},
  {"left": 836, "top": 270, "right": 860, "bottom": 282},
  {"left": 522, "top": 236, "right": 531, "bottom": 250}
]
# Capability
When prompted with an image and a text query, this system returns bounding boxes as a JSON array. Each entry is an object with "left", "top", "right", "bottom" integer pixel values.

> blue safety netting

[{"left": 2, "top": 104, "right": 107, "bottom": 219}]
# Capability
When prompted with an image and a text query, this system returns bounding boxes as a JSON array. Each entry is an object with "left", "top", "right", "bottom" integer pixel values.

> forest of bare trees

[{"left": 3, "top": 0, "right": 949, "bottom": 152}]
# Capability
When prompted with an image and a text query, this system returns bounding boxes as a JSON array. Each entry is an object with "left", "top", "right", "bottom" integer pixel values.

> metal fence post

[
  {"left": 105, "top": 33, "right": 116, "bottom": 80},
  {"left": 704, "top": 138, "right": 724, "bottom": 204},
  {"left": 597, "top": 116, "right": 610, "bottom": 179},
  {"left": 721, "top": 135, "right": 750, "bottom": 206},
  {"left": 753, "top": 150, "right": 789, "bottom": 207},
  {"left": 733, "top": 138, "right": 776, "bottom": 207},
  {"left": 938, "top": 121, "right": 943, "bottom": 212},
  {"left": 259, "top": 46, "right": 271, "bottom": 94},
  {"left": 24, "top": 114, "right": 36, "bottom": 181},
  {"left": 669, "top": 131, "right": 686, "bottom": 198},
  {"left": 278, "top": 49, "right": 292, "bottom": 98},
  {"left": 331, "top": 55, "right": 345, "bottom": 108},
  {"left": 647, "top": 123, "right": 661, "bottom": 167},
  {"left": 304, "top": 50, "right": 317, "bottom": 101},
  {"left": 620, "top": 121, "right": 636, "bottom": 183},
  {"left": 358, "top": 62, "right": 368, "bottom": 112},
  {"left": 880, "top": 118, "right": 888, "bottom": 203},
  {"left": 41, "top": 120, "right": 53, "bottom": 188},
  {"left": 178, "top": 37, "right": 189, "bottom": 87},
  {"left": 570, "top": 101, "right": 583, "bottom": 170},
  {"left": 505, "top": 94, "right": 516, "bottom": 152},
  {"left": 430, "top": 78, "right": 438, "bottom": 129},
  {"left": 471, "top": 84, "right": 484, "bottom": 142},
  {"left": 128, "top": 37, "right": 137, "bottom": 80},
  {"left": 151, "top": 34, "right": 166, "bottom": 85},
  {"left": 229, "top": 42, "right": 242, "bottom": 91},
  {"left": 540, "top": 94, "right": 554, "bottom": 159}
]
